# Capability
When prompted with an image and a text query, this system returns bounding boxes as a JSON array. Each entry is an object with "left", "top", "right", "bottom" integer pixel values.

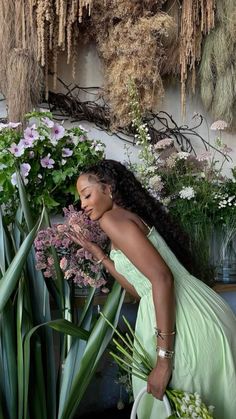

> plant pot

[{"left": 74, "top": 285, "right": 101, "bottom": 298}]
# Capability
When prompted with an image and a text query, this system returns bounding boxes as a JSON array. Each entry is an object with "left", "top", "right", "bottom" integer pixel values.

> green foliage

[
  {"left": 0, "top": 113, "right": 105, "bottom": 222},
  {"left": 127, "top": 84, "right": 236, "bottom": 283},
  {"left": 0, "top": 176, "right": 125, "bottom": 418}
]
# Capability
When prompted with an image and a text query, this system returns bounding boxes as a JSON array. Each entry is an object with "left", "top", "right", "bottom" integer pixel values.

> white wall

[
  {"left": 1, "top": 42, "right": 235, "bottom": 174},
  {"left": 53, "top": 42, "right": 236, "bottom": 175}
]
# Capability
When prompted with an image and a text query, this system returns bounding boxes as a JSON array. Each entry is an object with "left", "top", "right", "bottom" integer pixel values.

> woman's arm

[
  {"left": 100, "top": 212, "right": 175, "bottom": 399},
  {"left": 65, "top": 229, "right": 140, "bottom": 300}
]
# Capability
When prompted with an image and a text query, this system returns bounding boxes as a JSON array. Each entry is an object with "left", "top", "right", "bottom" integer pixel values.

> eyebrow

[{"left": 80, "top": 186, "right": 91, "bottom": 193}]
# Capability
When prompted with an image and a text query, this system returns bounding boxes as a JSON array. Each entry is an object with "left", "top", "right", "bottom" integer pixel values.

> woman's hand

[
  {"left": 66, "top": 226, "right": 105, "bottom": 262},
  {"left": 147, "top": 358, "right": 172, "bottom": 400}
]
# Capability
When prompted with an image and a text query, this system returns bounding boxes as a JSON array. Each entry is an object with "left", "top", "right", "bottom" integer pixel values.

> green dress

[{"left": 110, "top": 227, "right": 236, "bottom": 419}]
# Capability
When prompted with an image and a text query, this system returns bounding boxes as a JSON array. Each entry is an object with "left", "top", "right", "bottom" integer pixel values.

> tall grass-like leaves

[
  {"left": 58, "top": 284, "right": 125, "bottom": 419},
  {"left": 0, "top": 221, "right": 40, "bottom": 312}
]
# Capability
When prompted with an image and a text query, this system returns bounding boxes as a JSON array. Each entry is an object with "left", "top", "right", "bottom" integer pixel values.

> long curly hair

[{"left": 81, "top": 159, "right": 198, "bottom": 277}]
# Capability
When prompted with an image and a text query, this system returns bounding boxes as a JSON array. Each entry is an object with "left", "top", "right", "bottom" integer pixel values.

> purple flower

[
  {"left": 40, "top": 154, "right": 55, "bottom": 169},
  {"left": 24, "top": 127, "right": 39, "bottom": 141},
  {"left": 8, "top": 142, "right": 25, "bottom": 157},
  {"left": 51, "top": 123, "right": 65, "bottom": 141},
  {"left": 0, "top": 122, "right": 21, "bottom": 130},
  {"left": 21, "top": 163, "right": 31, "bottom": 177},
  {"left": 11, "top": 163, "right": 31, "bottom": 186},
  {"left": 62, "top": 148, "right": 73, "bottom": 157},
  {"left": 18, "top": 138, "right": 35, "bottom": 149},
  {"left": 42, "top": 117, "right": 54, "bottom": 128}
]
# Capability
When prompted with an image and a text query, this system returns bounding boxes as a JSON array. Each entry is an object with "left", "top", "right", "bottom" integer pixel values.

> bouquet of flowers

[
  {"left": 0, "top": 111, "right": 105, "bottom": 221},
  {"left": 127, "top": 82, "right": 236, "bottom": 283},
  {"left": 101, "top": 314, "right": 215, "bottom": 419},
  {"left": 34, "top": 205, "right": 109, "bottom": 289}
]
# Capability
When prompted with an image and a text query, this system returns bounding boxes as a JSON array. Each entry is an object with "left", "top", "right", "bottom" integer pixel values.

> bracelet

[
  {"left": 95, "top": 255, "right": 108, "bottom": 265},
  {"left": 156, "top": 346, "right": 175, "bottom": 359},
  {"left": 154, "top": 327, "right": 176, "bottom": 340}
]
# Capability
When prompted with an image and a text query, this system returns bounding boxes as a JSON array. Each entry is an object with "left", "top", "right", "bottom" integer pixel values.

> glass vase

[{"left": 211, "top": 226, "right": 236, "bottom": 283}]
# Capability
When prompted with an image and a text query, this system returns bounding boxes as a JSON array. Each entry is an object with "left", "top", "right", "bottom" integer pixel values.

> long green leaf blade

[{"left": 0, "top": 222, "right": 40, "bottom": 312}]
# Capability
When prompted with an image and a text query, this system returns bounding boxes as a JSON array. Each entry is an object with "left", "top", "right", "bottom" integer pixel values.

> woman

[{"left": 69, "top": 159, "right": 236, "bottom": 419}]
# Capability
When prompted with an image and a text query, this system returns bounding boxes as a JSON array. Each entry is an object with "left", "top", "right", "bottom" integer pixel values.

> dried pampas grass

[
  {"left": 200, "top": 0, "right": 236, "bottom": 126},
  {"left": 0, "top": 0, "right": 43, "bottom": 121},
  {"left": 90, "top": 1, "right": 177, "bottom": 127},
  {"left": 7, "top": 49, "right": 43, "bottom": 122}
]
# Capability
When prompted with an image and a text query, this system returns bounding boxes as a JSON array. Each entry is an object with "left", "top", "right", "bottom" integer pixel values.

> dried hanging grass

[
  {"left": 179, "top": 0, "right": 216, "bottom": 115},
  {"left": 90, "top": 0, "right": 176, "bottom": 127},
  {"left": 7, "top": 49, "right": 43, "bottom": 122},
  {"left": 31, "top": 0, "right": 92, "bottom": 89},
  {"left": 0, "top": 0, "right": 43, "bottom": 121},
  {"left": 200, "top": 0, "right": 236, "bottom": 126}
]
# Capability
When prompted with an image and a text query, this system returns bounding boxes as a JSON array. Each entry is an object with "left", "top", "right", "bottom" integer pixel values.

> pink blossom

[
  {"left": 40, "top": 153, "right": 55, "bottom": 169},
  {"left": 196, "top": 151, "right": 212, "bottom": 161},
  {"left": 62, "top": 148, "right": 73, "bottom": 157},
  {"left": 60, "top": 257, "right": 68, "bottom": 270},
  {"left": 8, "top": 142, "right": 25, "bottom": 157},
  {"left": 210, "top": 120, "right": 228, "bottom": 131},
  {"left": 154, "top": 138, "right": 174, "bottom": 150},
  {"left": 51, "top": 123, "right": 65, "bottom": 141},
  {"left": 24, "top": 127, "right": 39, "bottom": 141}
]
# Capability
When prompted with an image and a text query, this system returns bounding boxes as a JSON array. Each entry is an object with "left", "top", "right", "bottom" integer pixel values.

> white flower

[
  {"left": 179, "top": 186, "right": 195, "bottom": 200},
  {"left": 149, "top": 175, "right": 164, "bottom": 192},
  {"left": 176, "top": 151, "right": 190, "bottom": 160}
]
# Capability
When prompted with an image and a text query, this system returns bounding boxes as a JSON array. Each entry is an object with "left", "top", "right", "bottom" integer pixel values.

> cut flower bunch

[
  {"left": 0, "top": 111, "right": 105, "bottom": 221},
  {"left": 35, "top": 205, "right": 109, "bottom": 289},
  {"left": 127, "top": 82, "right": 236, "bottom": 283},
  {"left": 102, "top": 314, "right": 214, "bottom": 419}
]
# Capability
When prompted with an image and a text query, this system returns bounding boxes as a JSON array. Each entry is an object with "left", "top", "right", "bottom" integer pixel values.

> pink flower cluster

[{"left": 34, "top": 206, "right": 109, "bottom": 289}]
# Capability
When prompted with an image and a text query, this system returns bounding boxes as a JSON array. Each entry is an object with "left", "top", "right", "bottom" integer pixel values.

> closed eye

[{"left": 85, "top": 194, "right": 91, "bottom": 199}]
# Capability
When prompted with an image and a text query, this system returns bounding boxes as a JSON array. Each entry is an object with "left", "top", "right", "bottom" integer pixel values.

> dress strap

[{"left": 139, "top": 217, "right": 152, "bottom": 232}]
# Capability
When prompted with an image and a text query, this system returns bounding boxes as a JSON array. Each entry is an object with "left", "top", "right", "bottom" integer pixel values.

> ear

[{"left": 101, "top": 183, "right": 111, "bottom": 196}]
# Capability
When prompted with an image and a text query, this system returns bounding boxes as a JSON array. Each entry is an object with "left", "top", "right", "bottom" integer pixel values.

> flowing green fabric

[{"left": 110, "top": 227, "right": 236, "bottom": 419}]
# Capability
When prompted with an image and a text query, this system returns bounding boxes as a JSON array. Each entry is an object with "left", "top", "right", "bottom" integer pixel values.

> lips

[{"left": 86, "top": 209, "right": 93, "bottom": 217}]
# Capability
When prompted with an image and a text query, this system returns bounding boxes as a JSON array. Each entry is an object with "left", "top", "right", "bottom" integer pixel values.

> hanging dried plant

[
  {"left": 200, "top": 0, "right": 236, "bottom": 127},
  {"left": 89, "top": 0, "right": 177, "bottom": 127},
  {"left": 179, "top": 0, "right": 215, "bottom": 115},
  {"left": 0, "top": 0, "right": 43, "bottom": 121},
  {"left": 31, "top": 0, "right": 92, "bottom": 94}
]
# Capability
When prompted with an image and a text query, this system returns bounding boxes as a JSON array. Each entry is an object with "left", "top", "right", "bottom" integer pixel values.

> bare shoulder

[
  {"left": 99, "top": 208, "right": 145, "bottom": 240},
  {"left": 99, "top": 208, "right": 130, "bottom": 230}
]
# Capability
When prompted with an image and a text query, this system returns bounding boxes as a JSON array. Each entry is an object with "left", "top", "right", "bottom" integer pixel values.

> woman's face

[{"left": 76, "top": 174, "right": 113, "bottom": 221}]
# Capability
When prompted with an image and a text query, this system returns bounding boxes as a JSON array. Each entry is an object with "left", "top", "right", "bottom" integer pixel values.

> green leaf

[
  {"left": 58, "top": 283, "right": 125, "bottom": 419},
  {"left": 0, "top": 212, "right": 43, "bottom": 312}
]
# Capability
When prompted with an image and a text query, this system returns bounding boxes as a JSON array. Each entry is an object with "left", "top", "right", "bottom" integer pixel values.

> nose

[{"left": 81, "top": 199, "right": 87, "bottom": 210}]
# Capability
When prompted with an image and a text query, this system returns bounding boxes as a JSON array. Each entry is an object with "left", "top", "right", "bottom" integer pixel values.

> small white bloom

[
  {"left": 176, "top": 151, "right": 190, "bottom": 160},
  {"left": 179, "top": 186, "right": 195, "bottom": 200}
]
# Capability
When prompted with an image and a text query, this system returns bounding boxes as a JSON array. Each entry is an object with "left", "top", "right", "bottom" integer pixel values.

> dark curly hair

[{"left": 81, "top": 159, "right": 198, "bottom": 276}]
